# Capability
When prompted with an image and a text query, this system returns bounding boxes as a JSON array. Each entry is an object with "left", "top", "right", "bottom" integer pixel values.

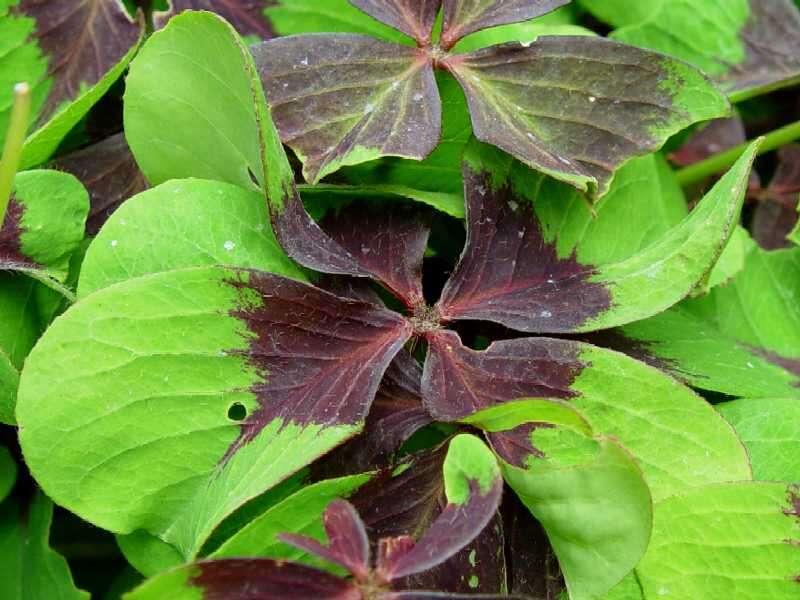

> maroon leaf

[
  {"left": 381, "top": 477, "right": 503, "bottom": 581},
  {"left": 350, "top": 0, "right": 441, "bottom": 45},
  {"left": 281, "top": 500, "right": 371, "bottom": 581},
  {"left": 0, "top": 199, "right": 36, "bottom": 270},
  {"left": 753, "top": 145, "right": 800, "bottom": 250},
  {"left": 254, "top": 34, "right": 441, "bottom": 183},
  {"left": 436, "top": 148, "right": 611, "bottom": 333},
  {"left": 14, "top": 0, "right": 142, "bottom": 123},
  {"left": 443, "top": 36, "right": 726, "bottom": 197},
  {"left": 50, "top": 133, "right": 148, "bottom": 235},
  {"left": 154, "top": 0, "right": 274, "bottom": 38},
  {"left": 486, "top": 423, "right": 550, "bottom": 468},
  {"left": 191, "top": 558, "right": 361, "bottom": 599},
  {"left": 321, "top": 202, "right": 431, "bottom": 306},
  {"left": 440, "top": 0, "right": 569, "bottom": 49},
  {"left": 421, "top": 330, "right": 584, "bottom": 421},
  {"left": 224, "top": 270, "right": 412, "bottom": 459},
  {"left": 669, "top": 117, "right": 747, "bottom": 167}
]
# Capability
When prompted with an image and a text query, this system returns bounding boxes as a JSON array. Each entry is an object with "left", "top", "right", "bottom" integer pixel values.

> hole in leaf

[
  {"left": 247, "top": 167, "right": 261, "bottom": 188},
  {"left": 227, "top": 402, "right": 247, "bottom": 421}
]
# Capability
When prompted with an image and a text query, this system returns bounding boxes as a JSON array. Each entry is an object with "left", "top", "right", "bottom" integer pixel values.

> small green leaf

[
  {"left": 462, "top": 397, "right": 593, "bottom": 437},
  {"left": 717, "top": 398, "right": 800, "bottom": 482},
  {"left": 0, "top": 492, "right": 89, "bottom": 600},
  {"left": 78, "top": 179, "right": 306, "bottom": 298},
  {"left": 635, "top": 482, "right": 800, "bottom": 599},
  {"left": 443, "top": 433, "right": 501, "bottom": 505}
]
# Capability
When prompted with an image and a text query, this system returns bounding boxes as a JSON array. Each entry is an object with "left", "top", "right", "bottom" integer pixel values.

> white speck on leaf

[
  {"left": 540, "top": 310, "right": 552, "bottom": 318},
  {"left": 589, "top": 95, "right": 597, "bottom": 103},
  {"left": 110, "top": 240, "right": 118, "bottom": 248},
  {"left": 224, "top": 241, "right": 235, "bottom": 251}
]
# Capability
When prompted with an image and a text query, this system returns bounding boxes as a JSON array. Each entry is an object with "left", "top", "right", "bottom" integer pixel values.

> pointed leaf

[
  {"left": 213, "top": 474, "right": 370, "bottom": 568},
  {"left": 436, "top": 140, "right": 755, "bottom": 333},
  {"left": 635, "top": 482, "right": 800, "bottom": 599},
  {"left": 281, "top": 500, "right": 371, "bottom": 580},
  {"left": 614, "top": 246, "right": 800, "bottom": 398},
  {"left": 0, "top": 492, "right": 89, "bottom": 600},
  {"left": 350, "top": 0, "right": 440, "bottom": 44},
  {"left": 127, "top": 558, "right": 360, "bottom": 600},
  {"left": 440, "top": 0, "right": 569, "bottom": 49},
  {"left": 501, "top": 433, "right": 652, "bottom": 600},
  {"left": 17, "top": 266, "right": 410, "bottom": 559},
  {"left": 381, "top": 434, "right": 503, "bottom": 581},
  {"left": 125, "top": 11, "right": 270, "bottom": 190},
  {"left": 444, "top": 37, "right": 728, "bottom": 196},
  {"left": 1, "top": 170, "right": 89, "bottom": 297},
  {"left": 423, "top": 331, "right": 751, "bottom": 500},
  {"left": 77, "top": 179, "right": 306, "bottom": 298},
  {"left": 50, "top": 133, "right": 148, "bottom": 236},
  {"left": 254, "top": 34, "right": 441, "bottom": 183},
  {"left": 717, "top": 398, "right": 800, "bottom": 482},
  {"left": 154, "top": 0, "right": 274, "bottom": 38}
]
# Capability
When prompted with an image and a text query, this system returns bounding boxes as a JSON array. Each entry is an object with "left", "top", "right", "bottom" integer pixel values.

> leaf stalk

[
  {"left": 676, "top": 119, "right": 800, "bottom": 186},
  {"left": 0, "top": 83, "right": 31, "bottom": 226}
]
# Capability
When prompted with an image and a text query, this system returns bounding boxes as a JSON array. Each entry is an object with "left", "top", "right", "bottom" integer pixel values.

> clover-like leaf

[
  {"left": 50, "top": 133, "right": 147, "bottom": 236},
  {"left": 635, "top": 482, "right": 800, "bottom": 599},
  {"left": 718, "top": 398, "right": 800, "bottom": 482},
  {"left": 0, "top": 492, "right": 89, "bottom": 600},
  {"left": 435, "top": 140, "right": 756, "bottom": 334},
  {"left": 17, "top": 266, "right": 411, "bottom": 559},
  {"left": 154, "top": 0, "right": 274, "bottom": 38},
  {"left": 611, "top": 246, "right": 800, "bottom": 398},
  {"left": 254, "top": 34, "right": 441, "bottom": 184},
  {"left": 1, "top": 170, "right": 89, "bottom": 297},
  {"left": 584, "top": 0, "right": 800, "bottom": 101}
]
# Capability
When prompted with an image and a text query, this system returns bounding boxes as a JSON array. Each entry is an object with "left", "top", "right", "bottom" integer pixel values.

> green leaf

[
  {"left": 78, "top": 179, "right": 306, "bottom": 298},
  {"left": 17, "top": 266, "right": 385, "bottom": 560},
  {"left": 117, "top": 531, "right": 185, "bottom": 579},
  {"left": 265, "top": 0, "right": 413, "bottom": 44},
  {"left": 446, "top": 36, "right": 729, "bottom": 197},
  {"left": 617, "top": 246, "right": 800, "bottom": 398},
  {"left": 124, "top": 11, "right": 269, "bottom": 190},
  {"left": 0, "top": 492, "right": 89, "bottom": 600},
  {"left": 212, "top": 474, "right": 370, "bottom": 567},
  {"left": 698, "top": 225, "right": 755, "bottom": 293},
  {"left": 0, "top": 349, "right": 18, "bottom": 425},
  {"left": 635, "top": 482, "right": 800, "bottom": 599},
  {"left": 0, "top": 274, "right": 39, "bottom": 367},
  {"left": 717, "top": 398, "right": 800, "bottom": 482},
  {"left": 502, "top": 433, "right": 652, "bottom": 600},
  {"left": 462, "top": 397, "right": 593, "bottom": 437},
  {"left": 0, "top": 445, "right": 15, "bottom": 502},
  {"left": 583, "top": 141, "right": 757, "bottom": 331}
]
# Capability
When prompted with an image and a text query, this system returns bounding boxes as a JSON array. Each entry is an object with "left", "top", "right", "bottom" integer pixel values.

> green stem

[
  {"left": 0, "top": 83, "right": 31, "bottom": 225},
  {"left": 676, "top": 119, "right": 800, "bottom": 186}
]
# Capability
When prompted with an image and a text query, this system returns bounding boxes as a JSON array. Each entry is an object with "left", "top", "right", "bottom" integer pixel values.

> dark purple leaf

[
  {"left": 435, "top": 145, "right": 611, "bottom": 333},
  {"left": 223, "top": 270, "right": 412, "bottom": 460},
  {"left": 381, "top": 477, "right": 503, "bottom": 581},
  {"left": 280, "top": 499, "right": 371, "bottom": 581},
  {"left": 321, "top": 202, "right": 431, "bottom": 306},
  {"left": 753, "top": 145, "right": 800, "bottom": 250},
  {"left": 486, "top": 423, "right": 549, "bottom": 468},
  {"left": 0, "top": 199, "right": 36, "bottom": 270},
  {"left": 440, "top": 0, "right": 569, "bottom": 49},
  {"left": 421, "top": 329, "right": 583, "bottom": 421},
  {"left": 669, "top": 117, "right": 747, "bottom": 167},
  {"left": 154, "top": 0, "right": 274, "bottom": 38},
  {"left": 350, "top": 0, "right": 441, "bottom": 45},
  {"left": 14, "top": 0, "right": 142, "bottom": 123},
  {"left": 444, "top": 36, "right": 727, "bottom": 196},
  {"left": 253, "top": 34, "right": 441, "bottom": 183},
  {"left": 50, "top": 133, "right": 148, "bottom": 235},
  {"left": 191, "top": 558, "right": 361, "bottom": 600}
]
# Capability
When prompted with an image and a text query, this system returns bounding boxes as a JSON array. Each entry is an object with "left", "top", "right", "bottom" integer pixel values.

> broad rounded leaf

[
  {"left": 78, "top": 179, "right": 306, "bottom": 297},
  {"left": 18, "top": 266, "right": 410, "bottom": 558},
  {"left": 440, "top": 0, "right": 570, "bottom": 48},
  {"left": 635, "top": 482, "right": 800, "bottom": 599},
  {"left": 502, "top": 433, "right": 652, "bottom": 600},
  {"left": 254, "top": 33, "right": 441, "bottom": 183},
  {"left": 444, "top": 36, "right": 729, "bottom": 197},
  {"left": 717, "top": 398, "right": 800, "bottom": 482},
  {"left": 125, "top": 11, "right": 269, "bottom": 190}
]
